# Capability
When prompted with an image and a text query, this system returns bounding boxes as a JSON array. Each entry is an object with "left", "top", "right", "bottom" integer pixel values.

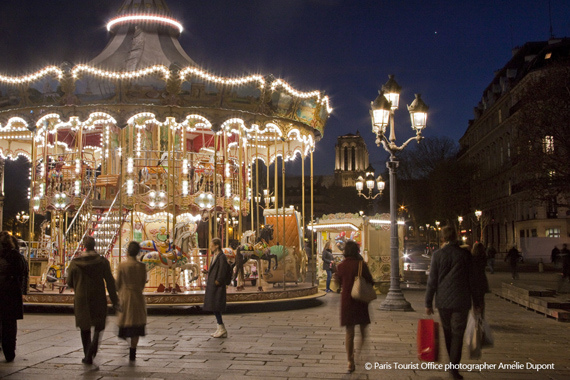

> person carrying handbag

[{"left": 333, "top": 240, "right": 374, "bottom": 373}]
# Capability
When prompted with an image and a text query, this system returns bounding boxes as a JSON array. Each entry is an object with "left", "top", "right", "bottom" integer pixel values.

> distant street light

[
  {"left": 355, "top": 164, "right": 385, "bottom": 200},
  {"left": 475, "top": 210, "right": 483, "bottom": 242},
  {"left": 370, "top": 74, "right": 429, "bottom": 312},
  {"left": 435, "top": 220, "right": 440, "bottom": 248}
]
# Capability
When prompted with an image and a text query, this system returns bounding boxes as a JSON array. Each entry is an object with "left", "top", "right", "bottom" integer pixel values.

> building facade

[
  {"left": 458, "top": 39, "right": 570, "bottom": 253},
  {"left": 334, "top": 132, "right": 370, "bottom": 187}
]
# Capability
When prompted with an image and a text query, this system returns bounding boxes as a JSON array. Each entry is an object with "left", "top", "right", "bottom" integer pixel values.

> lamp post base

[{"left": 378, "top": 289, "right": 414, "bottom": 311}]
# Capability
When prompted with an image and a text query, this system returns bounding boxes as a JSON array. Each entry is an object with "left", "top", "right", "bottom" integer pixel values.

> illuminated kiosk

[
  {"left": 0, "top": 0, "right": 330, "bottom": 305},
  {"left": 309, "top": 213, "right": 406, "bottom": 293}
]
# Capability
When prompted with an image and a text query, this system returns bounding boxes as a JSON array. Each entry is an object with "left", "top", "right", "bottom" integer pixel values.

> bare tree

[
  {"left": 397, "top": 136, "right": 474, "bottom": 226},
  {"left": 511, "top": 62, "right": 570, "bottom": 208}
]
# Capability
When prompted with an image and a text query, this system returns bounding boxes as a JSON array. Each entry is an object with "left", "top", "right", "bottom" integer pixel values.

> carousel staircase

[
  {"left": 65, "top": 183, "right": 128, "bottom": 260},
  {"left": 93, "top": 188, "right": 129, "bottom": 258}
]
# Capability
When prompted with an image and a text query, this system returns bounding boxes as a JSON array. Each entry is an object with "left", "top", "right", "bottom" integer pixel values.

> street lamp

[
  {"left": 435, "top": 221, "right": 440, "bottom": 248},
  {"left": 254, "top": 189, "right": 275, "bottom": 209},
  {"left": 371, "top": 74, "right": 429, "bottom": 311},
  {"left": 475, "top": 210, "right": 483, "bottom": 242},
  {"left": 355, "top": 164, "right": 385, "bottom": 200},
  {"left": 15, "top": 211, "right": 29, "bottom": 239}
]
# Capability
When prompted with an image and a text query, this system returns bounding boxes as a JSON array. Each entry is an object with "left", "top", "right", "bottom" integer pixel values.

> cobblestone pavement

[{"left": 1, "top": 269, "right": 570, "bottom": 380}]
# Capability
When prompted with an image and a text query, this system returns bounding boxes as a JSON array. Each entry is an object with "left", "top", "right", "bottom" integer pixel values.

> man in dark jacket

[
  {"left": 425, "top": 226, "right": 483, "bottom": 380},
  {"left": 505, "top": 246, "right": 522, "bottom": 279},
  {"left": 0, "top": 232, "right": 28, "bottom": 362},
  {"left": 67, "top": 236, "right": 119, "bottom": 365}
]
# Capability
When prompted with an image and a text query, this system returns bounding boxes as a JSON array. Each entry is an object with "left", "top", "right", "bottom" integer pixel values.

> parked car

[{"left": 403, "top": 244, "right": 432, "bottom": 272}]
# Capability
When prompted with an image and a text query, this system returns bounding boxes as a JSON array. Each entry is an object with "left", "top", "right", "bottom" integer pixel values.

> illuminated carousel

[{"left": 0, "top": 0, "right": 330, "bottom": 305}]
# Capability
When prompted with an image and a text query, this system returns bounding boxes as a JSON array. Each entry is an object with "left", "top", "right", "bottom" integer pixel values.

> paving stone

[{"left": 3, "top": 271, "right": 570, "bottom": 379}]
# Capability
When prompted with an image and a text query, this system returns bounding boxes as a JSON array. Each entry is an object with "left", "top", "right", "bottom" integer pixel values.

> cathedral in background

[{"left": 334, "top": 131, "right": 370, "bottom": 187}]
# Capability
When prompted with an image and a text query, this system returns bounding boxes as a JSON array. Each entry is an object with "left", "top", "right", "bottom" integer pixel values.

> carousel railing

[{"left": 64, "top": 180, "right": 96, "bottom": 263}]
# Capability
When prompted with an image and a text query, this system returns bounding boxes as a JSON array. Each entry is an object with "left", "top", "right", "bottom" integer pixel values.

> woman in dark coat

[
  {"left": 321, "top": 241, "right": 334, "bottom": 293},
  {"left": 203, "top": 237, "right": 229, "bottom": 338},
  {"left": 66, "top": 236, "right": 119, "bottom": 365},
  {"left": 0, "top": 232, "right": 28, "bottom": 362},
  {"left": 333, "top": 240, "right": 373, "bottom": 373},
  {"left": 116, "top": 241, "right": 147, "bottom": 361}
]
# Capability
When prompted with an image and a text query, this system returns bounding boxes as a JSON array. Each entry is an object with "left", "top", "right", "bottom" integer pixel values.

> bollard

[{"left": 538, "top": 258, "right": 544, "bottom": 273}]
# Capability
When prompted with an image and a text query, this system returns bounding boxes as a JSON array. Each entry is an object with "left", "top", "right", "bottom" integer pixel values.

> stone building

[{"left": 458, "top": 38, "right": 570, "bottom": 252}]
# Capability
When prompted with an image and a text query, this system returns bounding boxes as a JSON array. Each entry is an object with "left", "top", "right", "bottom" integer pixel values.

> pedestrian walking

[
  {"left": 333, "top": 240, "right": 373, "bottom": 373},
  {"left": 66, "top": 236, "right": 119, "bottom": 365},
  {"left": 472, "top": 242, "right": 489, "bottom": 316},
  {"left": 203, "top": 237, "right": 229, "bottom": 338},
  {"left": 551, "top": 245, "right": 560, "bottom": 265},
  {"left": 425, "top": 226, "right": 484, "bottom": 380},
  {"left": 116, "top": 241, "right": 147, "bottom": 361},
  {"left": 558, "top": 244, "right": 570, "bottom": 291},
  {"left": 322, "top": 241, "right": 334, "bottom": 293},
  {"left": 505, "top": 246, "right": 522, "bottom": 279},
  {"left": 486, "top": 245, "right": 497, "bottom": 274},
  {"left": 0, "top": 232, "right": 28, "bottom": 362}
]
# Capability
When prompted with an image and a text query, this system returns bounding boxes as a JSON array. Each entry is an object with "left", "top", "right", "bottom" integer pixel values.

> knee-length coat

[
  {"left": 116, "top": 257, "right": 147, "bottom": 328},
  {"left": 66, "top": 251, "right": 119, "bottom": 330},
  {"left": 203, "top": 251, "right": 229, "bottom": 312},
  {"left": 0, "top": 248, "right": 28, "bottom": 320},
  {"left": 334, "top": 256, "right": 374, "bottom": 326}
]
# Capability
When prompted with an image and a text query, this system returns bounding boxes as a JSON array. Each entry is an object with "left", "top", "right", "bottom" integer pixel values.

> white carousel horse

[{"left": 140, "top": 221, "right": 200, "bottom": 292}]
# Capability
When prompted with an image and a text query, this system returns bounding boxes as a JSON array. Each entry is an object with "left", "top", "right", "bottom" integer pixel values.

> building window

[
  {"left": 343, "top": 147, "right": 348, "bottom": 171},
  {"left": 507, "top": 141, "right": 511, "bottom": 158},
  {"left": 546, "top": 228, "right": 561, "bottom": 238},
  {"left": 351, "top": 146, "right": 356, "bottom": 170},
  {"left": 543, "top": 135, "right": 554, "bottom": 154},
  {"left": 531, "top": 229, "right": 538, "bottom": 237},
  {"left": 500, "top": 143, "right": 504, "bottom": 164}
]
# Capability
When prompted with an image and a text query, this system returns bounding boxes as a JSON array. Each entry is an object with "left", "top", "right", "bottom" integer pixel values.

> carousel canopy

[
  {"left": 0, "top": 0, "right": 331, "bottom": 163},
  {"left": 92, "top": 0, "right": 197, "bottom": 71}
]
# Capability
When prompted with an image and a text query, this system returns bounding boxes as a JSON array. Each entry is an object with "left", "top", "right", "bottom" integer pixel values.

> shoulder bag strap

[{"left": 358, "top": 260, "right": 363, "bottom": 276}]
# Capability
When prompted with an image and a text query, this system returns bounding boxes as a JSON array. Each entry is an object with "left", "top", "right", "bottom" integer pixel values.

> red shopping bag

[{"left": 417, "top": 319, "right": 439, "bottom": 362}]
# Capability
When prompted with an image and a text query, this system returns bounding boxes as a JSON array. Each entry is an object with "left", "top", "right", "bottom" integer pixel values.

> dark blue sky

[{"left": 1, "top": 0, "right": 569, "bottom": 175}]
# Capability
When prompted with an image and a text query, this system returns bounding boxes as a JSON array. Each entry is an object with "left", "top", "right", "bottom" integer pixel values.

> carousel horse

[
  {"left": 233, "top": 225, "right": 280, "bottom": 291},
  {"left": 140, "top": 221, "right": 200, "bottom": 292},
  {"left": 139, "top": 152, "right": 168, "bottom": 189},
  {"left": 244, "top": 225, "right": 278, "bottom": 273}
]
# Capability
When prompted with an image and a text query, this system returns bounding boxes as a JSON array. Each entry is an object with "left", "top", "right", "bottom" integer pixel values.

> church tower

[{"left": 334, "top": 131, "right": 369, "bottom": 187}]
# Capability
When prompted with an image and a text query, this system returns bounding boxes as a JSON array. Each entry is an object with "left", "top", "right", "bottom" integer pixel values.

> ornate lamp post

[
  {"left": 356, "top": 164, "right": 385, "bottom": 200},
  {"left": 15, "top": 211, "right": 29, "bottom": 241},
  {"left": 371, "top": 75, "right": 429, "bottom": 311}
]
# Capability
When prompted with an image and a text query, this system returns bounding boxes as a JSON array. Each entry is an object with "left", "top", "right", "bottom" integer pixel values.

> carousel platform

[{"left": 23, "top": 282, "right": 321, "bottom": 307}]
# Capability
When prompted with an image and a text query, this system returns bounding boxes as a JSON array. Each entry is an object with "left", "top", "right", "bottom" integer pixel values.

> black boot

[
  {"left": 129, "top": 348, "right": 136, "bottom": 361},
  {"left": 80, "top": 330, "right": 91, "bottom": 364}
]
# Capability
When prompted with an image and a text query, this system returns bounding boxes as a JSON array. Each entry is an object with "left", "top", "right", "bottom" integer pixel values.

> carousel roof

[
  {"left": 91, "top": 0, "right": 197, "bottom": 70},
  {"left": 0, "top": 0, "right": 331, "bottom": 163}
]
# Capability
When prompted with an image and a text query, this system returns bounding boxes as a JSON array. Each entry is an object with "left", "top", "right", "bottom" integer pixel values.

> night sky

[{"left": 1, "top": 0, "right": 570, "bottom": 177}]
